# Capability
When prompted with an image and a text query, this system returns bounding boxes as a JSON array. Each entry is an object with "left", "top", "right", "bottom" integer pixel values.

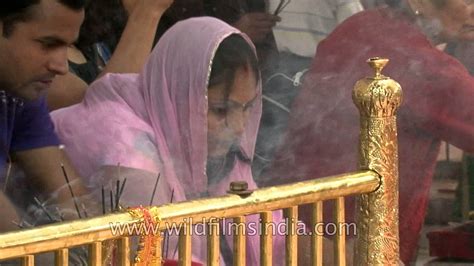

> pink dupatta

[
  {"left": 52, "top": 17, "right": 261, "bottom": 200},
  {"left": 52, "top": 17, "right": 285, "bottom": 265}
]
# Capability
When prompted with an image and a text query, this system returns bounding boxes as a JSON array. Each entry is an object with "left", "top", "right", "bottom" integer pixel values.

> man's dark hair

[{"left": 0, "top": 0, "right": 85, "bottom": 37}]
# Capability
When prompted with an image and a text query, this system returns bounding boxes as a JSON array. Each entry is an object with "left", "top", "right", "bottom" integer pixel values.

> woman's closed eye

[
  {"left": 243, "top": 101, "right": 255, "bottom": 111},
  {"left": 210, "top": 105, "right": 228, "bottom": 117}
]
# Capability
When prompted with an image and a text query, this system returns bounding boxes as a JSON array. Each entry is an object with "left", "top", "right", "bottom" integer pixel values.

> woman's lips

[{"left": 461, "top": 24, "right": 474, "bottom": 33}]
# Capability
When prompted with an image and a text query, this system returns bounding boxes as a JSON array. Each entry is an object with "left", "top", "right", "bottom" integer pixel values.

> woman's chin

[
  {"left": 208, "top": 143, "right": 233, "bottom": 158},
  {"left": 208, "top": 150, "right": 227, "bottom": 159}
]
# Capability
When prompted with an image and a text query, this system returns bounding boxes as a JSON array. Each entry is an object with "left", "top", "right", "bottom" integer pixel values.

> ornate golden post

[{"left": 353, "top": 57, "right": 402, "bottom": 265}]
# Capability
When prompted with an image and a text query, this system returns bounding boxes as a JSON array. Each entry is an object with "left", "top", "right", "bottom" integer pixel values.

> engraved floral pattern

[{"left": 353, "top": 58, "right": 402, "bottom": 265}]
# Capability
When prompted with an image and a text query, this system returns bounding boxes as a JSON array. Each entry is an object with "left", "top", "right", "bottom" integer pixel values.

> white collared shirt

[{"left": 269, "top": 0, "right": 364, "bottom": 57}]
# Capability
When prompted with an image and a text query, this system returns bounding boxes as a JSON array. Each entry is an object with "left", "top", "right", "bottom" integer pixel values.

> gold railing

[
  {"left": 0, "top": 57, "right": 402, "bottom": 265},
  {"left": 0, "top": 171, "right": 378, "bottom": 265}
]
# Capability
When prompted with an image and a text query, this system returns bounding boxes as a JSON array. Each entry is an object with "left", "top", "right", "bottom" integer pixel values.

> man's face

[{"left": 0, "top": 0, "right": 84, "bottom": 100}]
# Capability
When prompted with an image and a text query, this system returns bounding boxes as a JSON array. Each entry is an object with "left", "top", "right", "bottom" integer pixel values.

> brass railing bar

[
  {"left": 178, "top": 221, "right": 192, "bottom": 266},
  {"left": 311, "top": 201, "right": 323, "bottom": 266},
  {"left": 21, "top": 255, "right": 34, "bottom": 266},
  {"left": 0, "top": 213, "right": 132, "bottom": 259},
  {"left": 155, "top": 234, "right": 163, "bottom": 266},
  {"left": 207, "top": 220, "right": 220, "bottom": 266},
  {"left": 89, "top": 242, "right": 102, "bottom": 266},
  {"left": 284, "top": 206, "right": 298, "bottom": 266},
  {"left": 260, "top": 211, "right": 273, "bottom": 266},
  {"left": 233, "top": 216, "right": 246, "bottom": 266},
  {"left": 55, "top": 248, "right": 68, "bottom": 266},
  {"left": 334, "top": 197, "right": 346, "bottom": 266},
  {"left": 0, "top": 171, "right": 379, "bottom": 260},
  {"left": 118, "top": 237, "right": 130, "bottom": 266}
]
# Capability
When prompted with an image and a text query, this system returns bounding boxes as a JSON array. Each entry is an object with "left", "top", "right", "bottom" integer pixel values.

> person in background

[
  {"left": 260, "top": 0, "right": 474, "bottom": 264},
  {"left": 252, "top": 0, "right": 364, "bottom": 178},
  {"left": 46, "top": 0, "right": 173, "bottom": 110},
  {"left": 0, "top": 0, "right": 91, "bottom": 233},
  {"left": 360, "top": 0, "right": 388, "bottom": 8},
  {"left": 269, "top": 0, "right": 364, "bottom": 60},
  {"left": 153, "top": 0, "right": 281, "bottom": 77},
  {"left": 448, "top": 41, "right": 474, "bottom": 74}
]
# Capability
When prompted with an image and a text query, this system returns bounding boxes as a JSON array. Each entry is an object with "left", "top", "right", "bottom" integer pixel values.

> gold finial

[
  {"left": 367, "top": 57, "right": 389, "bottom": 78},
  {"left": 230, "top": 181, "right": 248, "bottom": 192}
]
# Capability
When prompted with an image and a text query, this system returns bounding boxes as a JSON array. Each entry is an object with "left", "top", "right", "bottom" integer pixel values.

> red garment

[{"left": 260, "top": 7, "right": 474, "bottom": 264}]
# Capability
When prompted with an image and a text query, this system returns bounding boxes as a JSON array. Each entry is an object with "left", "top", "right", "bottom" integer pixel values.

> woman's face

[
  {"left": 422, "top": 0, "right": 474, "bottom": 41},
  {"left": 207, "top": 66, "right": 258, "bottom": 158}
]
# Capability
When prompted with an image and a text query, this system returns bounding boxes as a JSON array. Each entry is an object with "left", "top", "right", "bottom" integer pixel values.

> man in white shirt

[{"left": 269, "top": 0, "right": 364, "bottom": 58}]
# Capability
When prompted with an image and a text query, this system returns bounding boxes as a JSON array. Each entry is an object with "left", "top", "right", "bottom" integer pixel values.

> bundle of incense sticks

[
  {"left": 14, "top": 165, "right": 171, "bottom": 265},
  {"left": 15, "top": 164, "right": 131, "bottom": 228}
]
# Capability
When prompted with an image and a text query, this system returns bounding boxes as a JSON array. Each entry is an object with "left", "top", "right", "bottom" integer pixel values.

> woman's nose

[{"left": 228, "top": 109, "right": 249, "bottom": 137}]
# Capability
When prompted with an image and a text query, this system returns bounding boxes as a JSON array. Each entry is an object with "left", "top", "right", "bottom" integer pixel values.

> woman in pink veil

[{"left": 51, "top": 17, "right": 286, "bottom": 265}]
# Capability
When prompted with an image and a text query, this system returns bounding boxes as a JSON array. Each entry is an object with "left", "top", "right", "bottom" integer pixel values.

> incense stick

[
  {"left": 115, "top": 180, "right": 120, "bottom": 210},
  {"left": 172, "top": 242, "right": 179, "bottom": 260},
  {"left": 109, "top": 190, "right": 114, "bottom": 212},
  {"left": 55, "top": 207, "right": 65, "bottom": 221},
  {"left": 149, "top": 173, "right": 161, "bottom": 206},
  {"left": 23, "top": 220, "right": 33, "bottom": 227},
  {"left": 118, "top": 178, "right": 127, "bottom": 203},
  {"left": 34, "top": 197, "right": 54, "bottom": 222},
  {"left": 61, "top": 164, "right": 82, "bottom": 219},
  {"left": 165, "top": 189, "right": 175, "bottom": 259},
  {"left": 12, "top": 220, "right": 23, "bottom": 229},
  {"left": 81, "top": 203, "right": 89, "bottom": 218},
  {"left": 101, "top": 186, "right": 106, "bottom": 215}
]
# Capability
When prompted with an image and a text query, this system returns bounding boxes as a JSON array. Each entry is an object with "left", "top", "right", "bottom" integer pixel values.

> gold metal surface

[
  {"left": 233, "top": 216, "right": 246, "bottom": 266},
  {"left": 0, "top": 171, "right": 379, "bottom": 261},
  {"left": 207, "top": 220, "right": 220, "bottom": 266},
  {"left": 0, "top": 212, "right": 134, "bottom": 260},
  {"left": 311, "top": 202, "right": 323, "bottom": 266},
  {"left": 22, "top": 255, "right": 34, "bottom": 266},
  {"left": 461, "top": 154, "right": 470, "bottom": 221},
  {"left": 154, "top": 235, "right": 163, "bottom": 266},
  {"left": 89, "top": 242, "right": 102, "bottom": 266},
  {"left": 260, "top": 211, "right": 273, "bottom": 266},
  {"left": 353, "top": 57, "right": 402, "bottom": 265},
  {"left": 118, "top": 237, "right": 131, "bottom": 266},
  {"left": 55, "top": 248, "right": 69, "bottom": 266},
  {"left": 284, "top": 206, "right": 298, "bottom": 266},
  {"left": 334, "top": 197, "right": 346, "bottom": 266},
  {"left": 178, "top": 221, "right": 192, "bottom": 266}
]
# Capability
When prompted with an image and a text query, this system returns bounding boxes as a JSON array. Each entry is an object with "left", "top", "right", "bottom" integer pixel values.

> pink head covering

[
  {"left": 51, "top": 17, "right": 262, "bottom": 201},
  {"left": 52, "top": 18, "right": 287, "bottom": 264}
]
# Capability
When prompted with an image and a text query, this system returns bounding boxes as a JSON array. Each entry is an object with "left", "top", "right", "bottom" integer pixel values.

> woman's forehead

[{"left": 208, "top": 67, "right": 257, "bottom": 103}]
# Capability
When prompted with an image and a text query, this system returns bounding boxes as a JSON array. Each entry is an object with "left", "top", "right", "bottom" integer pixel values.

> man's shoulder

[{"left": 5, "top": 93, "right": 60, "bottom": 152}]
